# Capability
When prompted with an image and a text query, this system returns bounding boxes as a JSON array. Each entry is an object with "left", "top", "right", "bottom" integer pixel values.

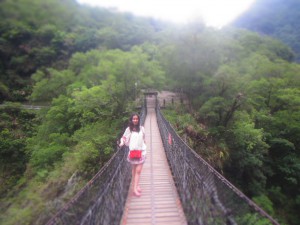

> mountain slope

[{"left": 231, "top": 0, "right": 300, "bottom": 61}]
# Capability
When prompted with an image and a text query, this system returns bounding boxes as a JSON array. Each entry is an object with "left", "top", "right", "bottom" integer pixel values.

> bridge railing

[
  {"left": 156, "top": 106, "right": 280, "bottom": 225},
  {"left": 45, "top": 103, "right": 146, "bottom": 225},
  {"left": 46, "top": 148, "right": 131, "bottom": 225}
]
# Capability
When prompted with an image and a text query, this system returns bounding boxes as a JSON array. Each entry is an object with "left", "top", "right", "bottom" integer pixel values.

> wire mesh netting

[
  {"left": 156, "top": 106, "right": 280, "bottom": 225},
  {"left": 46, "top": 147, "right": 130, "bottom": 225}
]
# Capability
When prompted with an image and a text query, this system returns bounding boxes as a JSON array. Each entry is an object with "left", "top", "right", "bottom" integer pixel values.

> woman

[{"left": 119, "top": 113, "right": 146, "bottom": 197}]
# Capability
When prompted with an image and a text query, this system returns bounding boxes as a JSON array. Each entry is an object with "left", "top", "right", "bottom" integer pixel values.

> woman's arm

[
  {"left": 141, "top": 126, "right": 146, "bottom": 143},
  {"left": 119, "top": 127, "right": 131, "bottom": 147}
]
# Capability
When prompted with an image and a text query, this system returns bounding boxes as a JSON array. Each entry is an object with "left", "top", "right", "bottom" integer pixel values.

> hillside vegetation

[
  {"left": 232, "top": 0, "right": 300, "bottom": 61},
  {"left": 0, "top": 0, "right": 299, "bottom": 224}
]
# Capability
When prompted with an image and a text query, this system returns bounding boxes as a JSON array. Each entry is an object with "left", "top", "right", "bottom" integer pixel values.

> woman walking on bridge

[{"left": 119, "top": 113, "right": 146, "bottom": 197}]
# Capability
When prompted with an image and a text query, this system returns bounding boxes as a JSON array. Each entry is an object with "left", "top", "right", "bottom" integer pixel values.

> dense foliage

[
  {"left": 159, "top": 26, "right": 300, "bottom": 224},
  {"left": 0, "top": 0, "right": 165, "bottom": 103},
  {"left": 232, "top": 0, "right": 300, "bottom": 62},
  {"left": 0, "top": 0, "right": 166, "bottom": 224},
  {"left": 0, "top": 103, "right": 37, "bottom": 196},
  {"left": 0, "top": 48, "right": 165, "bottom": 225},
  {"left": 0, "top": 0, "right": 299, "bottom": 224}
]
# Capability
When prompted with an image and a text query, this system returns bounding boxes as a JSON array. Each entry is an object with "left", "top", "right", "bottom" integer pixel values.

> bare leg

[
  {"left": 131, "top": 165, "right": 136, "bottom": 193},
  {"left": 137, "top": 185, "right": 142, "bottom": 193},
  {"left": 133, "top": 164, "right": 143, "bottom": 196}
]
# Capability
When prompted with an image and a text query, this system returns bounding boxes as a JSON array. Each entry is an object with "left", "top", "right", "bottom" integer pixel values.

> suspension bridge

[{"left": 46, "top": 93, "right": 280, "bottom": 225}]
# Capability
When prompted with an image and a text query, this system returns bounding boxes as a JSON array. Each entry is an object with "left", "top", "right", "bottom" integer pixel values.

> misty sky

[{"left": 77, "top": 0, "right": 255, "bottom": 28}]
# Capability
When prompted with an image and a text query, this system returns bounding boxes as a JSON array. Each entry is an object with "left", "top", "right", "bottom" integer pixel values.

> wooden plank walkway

[{"left": 120, "top": 97, "right": 187, "bottom": 225}]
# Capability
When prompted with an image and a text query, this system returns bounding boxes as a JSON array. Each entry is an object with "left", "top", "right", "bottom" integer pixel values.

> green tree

[
  {"left": 159, "top": 24, "right": 221, "bottom": 100},
  {"left": 0, "top": 102, "right": 36, "bottom": 195},
  {"left": 225, "top": 112, "right": 269, "bottom": 196}
]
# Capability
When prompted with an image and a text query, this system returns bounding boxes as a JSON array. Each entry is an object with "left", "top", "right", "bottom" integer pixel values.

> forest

[
  {"left": 0, "top": 0, "right": 299, "bottom": 224},
  {"left": 232, "top": 0, "right": 300, "bottom": 61}
]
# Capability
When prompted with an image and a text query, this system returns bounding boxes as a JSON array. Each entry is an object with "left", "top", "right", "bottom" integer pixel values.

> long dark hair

[{"left": 129, "top": 113, "right": 140, "bottom": 132}]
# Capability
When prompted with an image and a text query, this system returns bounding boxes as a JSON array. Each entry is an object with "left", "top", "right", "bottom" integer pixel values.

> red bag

[{"left": 129, "top": 150, "right": 142, "bottom": 159}]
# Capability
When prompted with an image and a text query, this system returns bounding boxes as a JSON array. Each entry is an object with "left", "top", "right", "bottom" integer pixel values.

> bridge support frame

[{"left": 143, "top": 91, "right": 158, "bottom": 108}]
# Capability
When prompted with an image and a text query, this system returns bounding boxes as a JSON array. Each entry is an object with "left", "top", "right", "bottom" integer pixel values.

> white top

[{"left": 121, "top": 126, "right": 146, "bottom": 156}]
